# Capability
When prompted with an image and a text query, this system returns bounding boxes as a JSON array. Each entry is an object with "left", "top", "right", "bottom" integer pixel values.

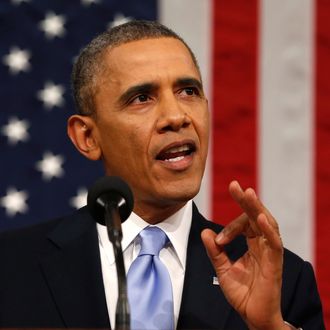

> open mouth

[{"left": 156, "top": 142, "right": 196, "bottom": 162}]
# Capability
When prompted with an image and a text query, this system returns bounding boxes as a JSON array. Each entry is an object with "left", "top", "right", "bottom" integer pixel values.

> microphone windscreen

[{"left": 87, "top": 176, "right": 134, "bottom": 225}]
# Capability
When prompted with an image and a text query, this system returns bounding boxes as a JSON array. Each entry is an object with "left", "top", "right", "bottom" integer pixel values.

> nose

[{"left": 156, "top": 93, "right": 191, "bottom": 133}]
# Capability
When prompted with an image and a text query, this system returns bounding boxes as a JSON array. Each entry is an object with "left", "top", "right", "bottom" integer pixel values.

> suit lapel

[
  {"left": 177, "top": 204, "right": 234, "bottom": 330},
  {"left": 39, "top": 208, "right": 110, "bottom": 328}
]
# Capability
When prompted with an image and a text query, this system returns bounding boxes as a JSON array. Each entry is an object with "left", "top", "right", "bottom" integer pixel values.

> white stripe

[
  {"left": 159, "top": 0, "right": 213, "bottom": 218},
  {"left": 259, "top": 0, "right": 315, "bottom": 262}
]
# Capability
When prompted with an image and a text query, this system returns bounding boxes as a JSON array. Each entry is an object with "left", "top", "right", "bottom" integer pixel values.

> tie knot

[{"left": 138, "top": 226, "right": 168, "bottom": 256}]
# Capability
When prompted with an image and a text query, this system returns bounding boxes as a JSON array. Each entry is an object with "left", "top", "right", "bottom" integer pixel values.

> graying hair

[{"left": 71, "top": 20, "right": 199, "bottom": 115}]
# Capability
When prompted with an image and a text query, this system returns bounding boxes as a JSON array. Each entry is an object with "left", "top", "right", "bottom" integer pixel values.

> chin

[{"left": 159, "top": 183, "right": 201, "bottom": 204}]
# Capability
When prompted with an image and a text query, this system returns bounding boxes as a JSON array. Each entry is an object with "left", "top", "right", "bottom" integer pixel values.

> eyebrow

[
  {"left": 118, "top": 76, "right": 204, "bottom": 105},
  {"left": 118, "top": 83, "right": 157, "bottom": 105},
  {"left": 174, "top": 77, "right": 204, "bottom": 92}
]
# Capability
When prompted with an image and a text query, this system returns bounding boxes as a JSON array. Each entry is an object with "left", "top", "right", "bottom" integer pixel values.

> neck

[{"left": 133, "top": 201, "right": 187, "bottom": 224}]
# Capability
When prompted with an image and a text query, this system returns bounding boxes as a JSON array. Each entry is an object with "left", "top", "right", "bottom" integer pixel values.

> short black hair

[{"left": 71, "top": 20, "right": 199, "bottom": 115}]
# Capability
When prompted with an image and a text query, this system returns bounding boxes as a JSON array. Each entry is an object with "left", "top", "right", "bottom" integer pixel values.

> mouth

[{"left": 156, "top": 141, "right": 196, "bottom": 167}]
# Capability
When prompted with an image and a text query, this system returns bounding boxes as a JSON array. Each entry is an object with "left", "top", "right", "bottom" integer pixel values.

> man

[{"left": 0, "top": 21, "right": 324, "bottom": 329}]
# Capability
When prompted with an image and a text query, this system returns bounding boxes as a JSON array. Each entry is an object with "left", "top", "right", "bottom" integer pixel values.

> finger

[
  {"left": 229, "top": 181, "right": 261, "bottom": 220},
  {"left": 244, "top": 187, "right": 279, "bottom": 232},
  {"left": 257, "top": 213, "right": 283, "bottom": 252},
  {"left": 229, "top": 181, "right": 280, "bottom": 235},
  {"left": 201, "top": 229, "right": 232, "bottom": 274},
  {"left": 214, "top": 213, "right": 253, "bottom": 244},
  {"left": 229, "top": 181, "right": 262, "bottom": 235}
]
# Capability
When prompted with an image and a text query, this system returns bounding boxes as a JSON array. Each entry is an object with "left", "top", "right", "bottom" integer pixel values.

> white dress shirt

[{"left": 97, "top": 200, "right": 192, "bottom": 329}]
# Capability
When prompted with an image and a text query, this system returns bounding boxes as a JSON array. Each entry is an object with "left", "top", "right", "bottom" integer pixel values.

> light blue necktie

[{"left": 127, "top": 226, "right": 174, "bottom": 330}]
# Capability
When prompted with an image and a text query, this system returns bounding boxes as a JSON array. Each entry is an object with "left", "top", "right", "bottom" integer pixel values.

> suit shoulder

[
  {"left": 282, "top": 247, "right": 315, "bottom": 284},
  {"left": 0, "top": 207, "right": 90, "bottom": 255},
  {"left": 0, "top": 217, "right": 61, "bottom": 248}
]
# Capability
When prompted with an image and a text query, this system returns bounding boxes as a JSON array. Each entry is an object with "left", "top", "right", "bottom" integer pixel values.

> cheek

[
  {"left": 127, "top": 121, "right": 151, "bottom": 148},
  {"left": 195, "top": 110, "right": 210, "bottom": 143},
  {"left": 106, "top": 120, "right": 152, "bottom": 163}
]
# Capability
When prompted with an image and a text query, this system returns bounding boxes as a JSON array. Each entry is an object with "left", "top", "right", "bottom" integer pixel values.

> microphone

[
  {"left": 88, "top": 176, "right": 134, "bottom": 236},
  {"left": 88, "top": 176, "right": 134, "bottom": 330}
]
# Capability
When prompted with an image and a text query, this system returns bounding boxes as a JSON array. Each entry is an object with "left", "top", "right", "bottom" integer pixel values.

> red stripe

[
  {"left": 211, "top": 0, "right": 259, "bottom": 224},
  {"left": 315, "top": 0, "right": 330, "bottom": 327}
]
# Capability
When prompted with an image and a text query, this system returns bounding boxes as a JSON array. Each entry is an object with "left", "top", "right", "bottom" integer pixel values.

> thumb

[{"left": 201, "top": 229, "right": 232, "bottom": 276}]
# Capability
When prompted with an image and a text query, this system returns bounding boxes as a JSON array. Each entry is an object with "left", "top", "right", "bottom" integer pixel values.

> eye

[
  {"left": 180, "top": 87, "right": 200, "bottom": 96},
  {"left": 130, "top": 94, "right": 151, "bottom": 104}
]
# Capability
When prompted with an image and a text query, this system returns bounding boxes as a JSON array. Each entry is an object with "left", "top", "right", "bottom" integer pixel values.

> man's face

[{"left": 91, "top": 37, "right": 209, "bottom": 221}]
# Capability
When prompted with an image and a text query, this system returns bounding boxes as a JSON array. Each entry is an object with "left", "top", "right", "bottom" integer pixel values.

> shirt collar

[{"left": 97, "top": 200, "right": 193, "bottom": 269}]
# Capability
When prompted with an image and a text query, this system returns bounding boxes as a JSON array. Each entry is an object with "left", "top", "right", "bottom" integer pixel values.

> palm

[{"left": 218, "top": 236, "right": 283, "bottom": 326}]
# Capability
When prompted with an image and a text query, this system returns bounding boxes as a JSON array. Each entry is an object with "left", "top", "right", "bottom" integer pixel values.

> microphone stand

[{"left": 104, "top": 201, "right": 130, "bottom": 330}]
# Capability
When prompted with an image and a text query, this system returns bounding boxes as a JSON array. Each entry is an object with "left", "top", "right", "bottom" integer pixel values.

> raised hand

[{"left": 201, "top": 181, "right": 291, "bottom": 330}]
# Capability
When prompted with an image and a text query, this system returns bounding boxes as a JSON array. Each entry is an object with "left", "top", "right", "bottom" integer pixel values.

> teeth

[
  {"left": 165, "top": 156, "right": 185, "bottom": 162},
  {"left": 166, "top": 144, "right": 190, "bottom": 154}
]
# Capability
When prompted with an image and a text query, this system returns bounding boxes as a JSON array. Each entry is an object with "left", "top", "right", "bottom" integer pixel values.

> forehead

[{"left": 101, "top": 37, "right": 200, "bottom": 81}]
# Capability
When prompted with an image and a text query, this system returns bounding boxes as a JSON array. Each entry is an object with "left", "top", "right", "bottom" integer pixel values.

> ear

[{"left": 67, "top": 115, "right": 102, "bottom": 161}]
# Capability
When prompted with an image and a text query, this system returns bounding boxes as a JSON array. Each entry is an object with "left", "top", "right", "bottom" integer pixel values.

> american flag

[
  {"left": 0, "top": 0, "right": 156, "bottom": 231},
  {"left": 1, "top": 0, "right": 330, "bottom": 327}
]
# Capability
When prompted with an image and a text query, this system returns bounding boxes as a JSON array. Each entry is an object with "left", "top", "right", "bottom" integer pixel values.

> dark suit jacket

[{"left": 0, "top": 205, "right": 325, "bottom": 329}]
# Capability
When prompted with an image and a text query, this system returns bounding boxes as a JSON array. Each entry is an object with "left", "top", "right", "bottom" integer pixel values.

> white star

[
  {"left": 36, "top": 151, "right": 65, "bottom": 181},
  {"left": 69, "top": 187, "right": 88, "bottom": 209},
  {"left": 39, "top": 12, "right": 66, "bottom": 39},
  {"left": 11, "top": 0, "right": 30, "bottom": 5},
  {"left": 81, "top": 0, "right": 100, "bottom": 6},
  {"left": 0, "top": 187, "right": 28, "bottom": 217},
  {"left": 1, "top": 117, "right": 30, "bottom": 145},
  {"left": 2, "top": 47, "right": 31, "bottom": 75},
  {"left": 108, "top": 13, "right": 132, "bottom": 29},
  {"left": 37, "top": 81, "right": 65, "bottom": 109}
]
